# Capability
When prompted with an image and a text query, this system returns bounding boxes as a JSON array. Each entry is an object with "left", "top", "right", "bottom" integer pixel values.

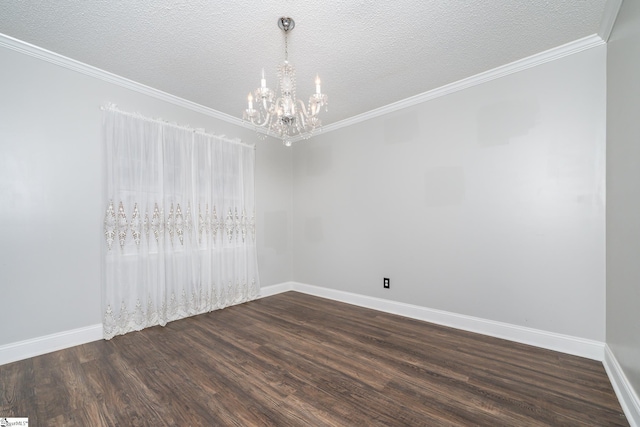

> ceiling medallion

[{"left": 243, "top": 17, "right": 328, "bottom": 147}]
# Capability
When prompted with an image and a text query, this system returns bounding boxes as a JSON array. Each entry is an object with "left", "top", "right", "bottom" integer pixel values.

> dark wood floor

[{"left": 1, "top": 292, "right": 628, "bottom": 426}]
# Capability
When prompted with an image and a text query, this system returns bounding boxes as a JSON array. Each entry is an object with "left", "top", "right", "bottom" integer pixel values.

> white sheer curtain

[{"left": 101, "top": 106, "right": 259, "bottom": 339}]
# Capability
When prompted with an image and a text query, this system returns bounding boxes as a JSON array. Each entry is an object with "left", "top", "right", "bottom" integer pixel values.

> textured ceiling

[{"left": 0, "top": 0, "right": 609, "bottom": 127}]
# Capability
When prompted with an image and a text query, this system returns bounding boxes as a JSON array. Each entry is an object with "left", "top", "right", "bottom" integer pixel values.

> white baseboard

[
  {"left": 0, "top": 282, "right": 606, "bottom": 367},
  {"left": 0, "top": 324, "right": 103, "bottom": 366},
  {"left": 258, "top": 281, "right": 295, "bottom": 298},
  {"left": 0, "top": 281, "right": 291, "bottom": 366},
  {"left": 604, "top": 345, "right": 640, "bottom": 427},
  {"left": 3, "top": 283, "right": 632, "bottom": 424},
  {"left": 260, "top": 282, "right": 605, "bottom": 361}
]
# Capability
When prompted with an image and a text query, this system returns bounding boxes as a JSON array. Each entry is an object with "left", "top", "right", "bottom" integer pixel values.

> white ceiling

[{"left": 0, "top": 1, "right": 610, "bottom": 127}]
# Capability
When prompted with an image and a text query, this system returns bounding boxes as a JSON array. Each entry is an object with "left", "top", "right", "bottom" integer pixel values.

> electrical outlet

[{"left": 383, "top": 278, "right": 390, "bottom": 289}]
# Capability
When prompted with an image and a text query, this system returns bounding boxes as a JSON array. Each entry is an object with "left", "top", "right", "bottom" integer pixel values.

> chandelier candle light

[{"left": 243, "top": 17, "right": 328, "bottom": 146}]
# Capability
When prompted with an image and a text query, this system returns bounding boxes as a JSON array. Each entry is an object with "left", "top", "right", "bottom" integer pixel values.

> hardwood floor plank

[
  {"left": 0, "top": 291, "right": 629, "bottom": 426},
  {"left": 0, "top": 357, "right": 36, "bottom": 421}
]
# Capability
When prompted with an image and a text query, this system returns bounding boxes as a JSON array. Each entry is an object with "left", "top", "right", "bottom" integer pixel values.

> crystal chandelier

[{"left": 243, "top": 17, "right": 328, "bottom": 147}]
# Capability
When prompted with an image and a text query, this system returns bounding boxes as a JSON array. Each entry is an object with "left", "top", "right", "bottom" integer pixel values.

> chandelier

[{"left": 243, "top": 17, "right": 328, "bottom": 146}]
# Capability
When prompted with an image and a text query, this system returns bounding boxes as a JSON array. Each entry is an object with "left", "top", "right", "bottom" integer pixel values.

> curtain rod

[{"left": 101, "top": 103, "right": 255, "bottom": 149}]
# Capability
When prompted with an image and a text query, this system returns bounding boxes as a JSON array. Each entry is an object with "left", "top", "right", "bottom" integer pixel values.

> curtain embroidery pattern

[
  {"left": 103, "top": 201, "right": 255, "bottom": 250},
  {"left": 102, "top": 106, "right": 259, "bottom": 339}
]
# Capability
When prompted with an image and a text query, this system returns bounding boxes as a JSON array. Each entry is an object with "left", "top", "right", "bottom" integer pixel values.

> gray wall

[
  {"left": 292, "top": 45, "right": 607, "bottom": 341},
  {"left": 606, "top": 0, "right": 640, "bottom": 400},
  {"left": 0, "top": 27, "right": 613, "bottom": 354},
  {"left": 0, "top": 43, "right": 293, "bottom": 345}
]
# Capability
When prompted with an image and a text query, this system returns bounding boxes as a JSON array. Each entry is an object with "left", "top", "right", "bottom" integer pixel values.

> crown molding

[
  {"left": 1, "top": 31, "right": 605, "bottom": 143},
  {"left": 319, "top": 34, "right": 605, "bottom": 136},
  {"left": 598, "top": 0, "right": 623, "bottom": 42},
  {"left": 0, "top": 32, "right": 255, "bottom": 131}
]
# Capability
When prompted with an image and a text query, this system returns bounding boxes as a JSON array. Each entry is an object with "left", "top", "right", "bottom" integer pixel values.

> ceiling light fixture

[{"left": 243, "top": 17, "right": 328, "bottom": 147}]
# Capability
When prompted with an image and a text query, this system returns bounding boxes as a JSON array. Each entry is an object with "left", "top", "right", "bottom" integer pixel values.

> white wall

[
  {"left": 607, "top": 0, "right": 640, "bottom": 401},
  {"left": 0, "top": 42, "right": 292, "bottom": 346},
  {"left": 292, "top": 45, "right": 606, "bottom": 341}
]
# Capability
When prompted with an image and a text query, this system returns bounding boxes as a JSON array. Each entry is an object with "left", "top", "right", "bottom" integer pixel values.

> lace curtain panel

[{"left": 101, "top": 106, "right": 259, "bottom": 339}]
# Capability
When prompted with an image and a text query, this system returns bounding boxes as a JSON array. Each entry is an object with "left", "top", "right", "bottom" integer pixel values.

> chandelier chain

[{"left": 284, "top": 33, "right": 288, "bottom": 62}]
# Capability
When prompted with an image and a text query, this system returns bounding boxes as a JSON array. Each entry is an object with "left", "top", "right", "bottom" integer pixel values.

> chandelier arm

[
  {"left": 248, "top": 111, "right": 272, "bottom": 128},
  {"left": 296, "top": 99, "right": 312, "bottom": 118}
]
